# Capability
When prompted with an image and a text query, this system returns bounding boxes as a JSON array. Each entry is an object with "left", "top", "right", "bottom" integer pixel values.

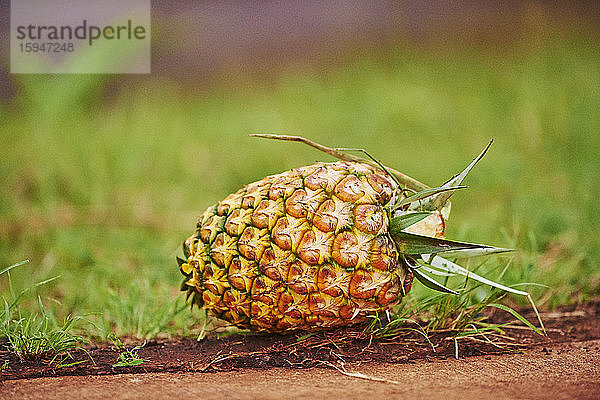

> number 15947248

[{"left": 18, "top": 42, "right": 74, "bottom": 53}]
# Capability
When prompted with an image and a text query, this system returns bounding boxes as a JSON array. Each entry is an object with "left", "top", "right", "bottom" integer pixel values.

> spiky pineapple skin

[{"left": 179, "top": 161, "right": 415, "bottom": 333}]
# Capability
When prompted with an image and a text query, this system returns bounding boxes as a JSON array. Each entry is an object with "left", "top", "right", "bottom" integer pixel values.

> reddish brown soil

[{"left": 1, "top": 302, "right": 599, "bottom": 399}]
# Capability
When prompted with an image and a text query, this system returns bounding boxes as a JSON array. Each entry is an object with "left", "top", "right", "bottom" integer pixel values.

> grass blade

[
  {"left": 487, "top": 303, "right": 543, "bottom": 335},
  {"left": 0, "top": 260, "right": 30, "bottom": 276}
]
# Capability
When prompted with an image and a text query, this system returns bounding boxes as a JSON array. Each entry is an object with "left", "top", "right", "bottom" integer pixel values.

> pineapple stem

[{"left": 249, "top": 133, "right": 429, "bottom": 191}]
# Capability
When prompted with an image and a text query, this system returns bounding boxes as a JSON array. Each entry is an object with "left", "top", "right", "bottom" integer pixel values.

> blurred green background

[{"left": 0, "top": 2, "right": 599, "bottom": 339}]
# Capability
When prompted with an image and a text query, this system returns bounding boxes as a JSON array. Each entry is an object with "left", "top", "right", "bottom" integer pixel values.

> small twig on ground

[{"left": 319, "top": 361, "right": 401, "bottom": 384}]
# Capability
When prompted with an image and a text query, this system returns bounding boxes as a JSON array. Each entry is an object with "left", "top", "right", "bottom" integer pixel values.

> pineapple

[{"left": 178, "top": 135, "right": 540, "bottom": 333}]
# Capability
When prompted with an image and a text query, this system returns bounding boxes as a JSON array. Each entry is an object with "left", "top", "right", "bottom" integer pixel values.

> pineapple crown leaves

[{"left": 252, "top": 134, "right": 545, "bottom": 334}]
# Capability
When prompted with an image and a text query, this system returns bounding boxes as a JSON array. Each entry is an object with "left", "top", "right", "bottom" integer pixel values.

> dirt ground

[
  {"left": 3, "top": 339, "right": 599, "bottom": 400},
  {"left": 1, "top": 303, "right": 599, "bottom": 399}
]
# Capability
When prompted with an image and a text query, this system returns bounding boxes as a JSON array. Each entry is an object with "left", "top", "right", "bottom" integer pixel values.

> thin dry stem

[
  {"left": 319, "top": 361, "right": 401, "bottom": 385},
  {"left": 249, "top": 133, "right": 429, "bottom": 191}
]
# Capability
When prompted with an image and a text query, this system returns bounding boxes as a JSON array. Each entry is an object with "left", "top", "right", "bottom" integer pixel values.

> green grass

[
  {"left": 1, "top": 31, "right": 599, "bottom": 345},
  {"left": 110, "top": 336, "right": 145, "bottom": 368},
  {"left": 0, "top": 261, "right": 91, "bottom": 366}
]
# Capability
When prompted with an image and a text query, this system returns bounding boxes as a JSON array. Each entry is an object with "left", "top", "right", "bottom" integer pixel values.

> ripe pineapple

[{"left": 178, "top": 135, "right": 529, "bottom": 333}]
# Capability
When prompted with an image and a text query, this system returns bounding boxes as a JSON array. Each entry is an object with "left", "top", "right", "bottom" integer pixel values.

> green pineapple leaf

[
  {"left": 424, "top": 255, "right": 529, "bottom": 296},
  {"left": 432, "top": 247, "right": 512, "bottom": 258},
  {"left": 389, "top": 212, "right": 432, "bottom": 231},
  {"left": 391, "top": 231, "right": 504, "bottom": 256},
  {"left": 408, "top": 265, "right": 459, "bottom": 295},
  {"left": 427, "top": 140, "right": 493, "bottom": 210},
  {"left": 393, "top": 185, "right": 467, "bottom": 211}
]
